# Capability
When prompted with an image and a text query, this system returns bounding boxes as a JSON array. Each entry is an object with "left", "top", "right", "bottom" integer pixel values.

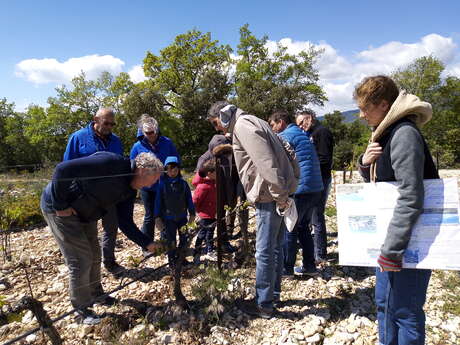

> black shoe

[
  {"left": 104, "top": 261, "right": 125, "bottom": 275},
  {"left": 238, "top": 300, "right": 274, "bottom": 319},
  {"left": 294, "top": 265, "right": 319, "bottom": 277},
  {"left": 273, "top": 299, "right": 283, "bottom": 308},
  {"left": 282, "top": 268, "right": 294, "bottom": 279},
  {"left": 222, "top": 242, "right": 237, "bottom": 253},
  {"left": 94, "top": 295, "right": 117, "bottom": 306},
  {"left": 75, "top": 308, "right": 101, "bottom": 325},
  {"left": 181, "top": 258, "right": 192, "bottom": 267},
  {"left": 230, "top": 231, "right": 242, "bottom": 240}
]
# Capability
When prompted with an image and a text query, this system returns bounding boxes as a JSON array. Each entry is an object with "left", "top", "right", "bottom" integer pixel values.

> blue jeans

[
  {"left": 162, "top": 218, "right": 187, "bottom": 264},
  {"left": 284, "top": 192, "right": 321, "bottom": 271},
  {"left": 311, "top": 176, "right": 332, "bottom": 260},
  {"left": 375, "top": 268, "right": 431, "bottom": 345},
  {"left": 254, "top": 201, "right": 285, "bottom": 309},
  {"left": 140, "top": 190, "right": 157, "bottom": 241},
  {"left": 194, "top": 218, "right": 216, "bottom": 253}
]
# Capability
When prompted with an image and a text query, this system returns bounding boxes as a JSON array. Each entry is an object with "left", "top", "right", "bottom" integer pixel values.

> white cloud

[
  {"left": 128, "top": 64, "right": 148, "bottom": 83},
  {"left": 269, "top": 33, "right": 459, "bottom": 114},
  {"left": 15, "top": 55, "right": 125, "bottom": 84},
  {"left": 357, "top": 34, "right": 456, "bottom": 71},
  {"left": 444, "top": 62, "right": 460, "bottom": 78},
  {"left": 14, "top": 34, "right": 460, "bottom": 115}
]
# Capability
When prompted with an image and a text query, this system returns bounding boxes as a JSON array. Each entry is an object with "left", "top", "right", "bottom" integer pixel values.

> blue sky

[{"left": 1, "top": 0, "right": 460, "bottom": 114}]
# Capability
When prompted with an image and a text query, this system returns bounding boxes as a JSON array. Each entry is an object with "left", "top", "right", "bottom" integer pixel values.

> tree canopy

[{"left": 1, "top": 30, "right": 458, "bottom": 170}]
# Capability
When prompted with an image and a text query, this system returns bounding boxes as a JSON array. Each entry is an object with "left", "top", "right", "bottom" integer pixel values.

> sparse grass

[
  {"left": 325, "top": 205, "right": 337, "bottom": 217},
  {"left": 437, "top": 270, "right": 460, "bottom": 315}
]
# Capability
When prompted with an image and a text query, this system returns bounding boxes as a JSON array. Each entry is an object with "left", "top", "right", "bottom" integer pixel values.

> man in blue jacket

[
  {"left": 41, "top": 151, "right": 164, "bottom": 325},
  {"left": 269, "top": 110, "right": 323, "bottom": 277},
  {"left": 63, "top": 108, "right": 124, "bottom": 275},
  {"left": 296, "top": 110, "right": 334, "bottom": 262}
]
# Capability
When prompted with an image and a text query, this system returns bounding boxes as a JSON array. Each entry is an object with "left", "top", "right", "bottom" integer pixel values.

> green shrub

[
  {"left": 325, "top": 205, "right": 337, "bottom": 217},
  {"left": 0, "top": 182, "right": 45, "bottom": 230}
]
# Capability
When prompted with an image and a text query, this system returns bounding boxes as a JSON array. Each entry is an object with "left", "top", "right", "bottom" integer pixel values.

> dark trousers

[
  {"left": 101, "top": 205, "right": 119, "bottom": 264},
  {"left": 194, "top": 218, "right": 216, "bottom": 253},
  {"left": 284, "top": 192, "right": 321, "bottom": 271},
  {"left": 162, "top": 218, "right": 187, "bottom": 264},
  {"left": 140, "top": 190, "right": 157, "bottom": 241},
  {"left": 311, "top": 176, "right": 332, "bottom": 260}
]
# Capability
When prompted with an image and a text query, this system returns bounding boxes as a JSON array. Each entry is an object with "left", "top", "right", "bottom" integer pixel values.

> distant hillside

[
  {"left": 341, "top": 109, "right": 360, "bottom": 123},
  {"left": 318, "top": 109, "right": 361, "bottom": 123}
]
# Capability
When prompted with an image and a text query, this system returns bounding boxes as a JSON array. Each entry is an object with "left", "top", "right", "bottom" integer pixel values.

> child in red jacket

[{"left": 192, "top": 159, "right": 217, "bottom": 262}]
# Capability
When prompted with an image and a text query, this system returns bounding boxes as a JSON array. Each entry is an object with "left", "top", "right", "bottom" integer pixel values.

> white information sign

[{"left": 336, "top": 178, "right": 460, "bottom": 270}]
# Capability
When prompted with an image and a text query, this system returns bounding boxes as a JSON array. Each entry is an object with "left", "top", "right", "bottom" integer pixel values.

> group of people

[{"left": 41, "top": 74, "right": 436, "bottom": 345}]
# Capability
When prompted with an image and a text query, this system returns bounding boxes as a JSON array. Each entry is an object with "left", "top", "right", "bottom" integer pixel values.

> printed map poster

[{"left": 336, "top": 178, "right": 460, "bottom": 270}]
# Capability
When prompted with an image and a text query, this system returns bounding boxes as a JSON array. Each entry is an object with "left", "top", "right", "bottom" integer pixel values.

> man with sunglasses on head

[{"left": 63, "top": 108, "right": 124, "bottom": 275}]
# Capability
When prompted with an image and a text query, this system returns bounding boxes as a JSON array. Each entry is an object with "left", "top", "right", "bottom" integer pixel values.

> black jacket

[
  {"left": 41, "top": 152, "right": 151, "bottom": 248},
  {"left": 310, "top": 122, "right": 334, "bottom": 180}
]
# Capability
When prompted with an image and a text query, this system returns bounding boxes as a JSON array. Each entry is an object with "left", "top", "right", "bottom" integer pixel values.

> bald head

[
  {"left": 93, "top": 108, "right": 116, "bottom": 138},
  {"left": 95, "top": 108, "right": 115, "bottom": 118}
]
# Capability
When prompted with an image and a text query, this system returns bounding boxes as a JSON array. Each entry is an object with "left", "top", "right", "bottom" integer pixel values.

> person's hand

[
  {"left": 362, "top": 142, "right": 383, "bottom": 165},
  {"left": 56, "top": 207, "right": 76, "bottom": 217},
  {"left": 145, "top": 241, "right": 167, "bottom": 255},
  {"left": 277, "top": 199, "right": 290, "bottom": 212}
]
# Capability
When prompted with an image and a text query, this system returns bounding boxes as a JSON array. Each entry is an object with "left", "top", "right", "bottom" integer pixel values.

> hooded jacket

[
  {"left": 229, "top": 109, "right": 299, "bottom": 203},
  {"left": 130, "top": 129, "right": 179, "bottom": 192},
  {"left": 154, "top": 174, "right": 195, "bottom": 222},
  {"left": 358, "top": 91, "right": 438, "bottom": 268},
  {"left": 279, "top": 123, "right": 323, "bottom": 195},
  {"left": 63, "top": 122, "right": 123, "bottom": 161},
  {"left": 192, "top": 173, "right": 217, "bottom": 219}
]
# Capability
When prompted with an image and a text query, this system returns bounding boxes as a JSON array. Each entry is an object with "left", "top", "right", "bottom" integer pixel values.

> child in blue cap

[{"left": 154, "top": 156, "right": 195, "bottom": 269}]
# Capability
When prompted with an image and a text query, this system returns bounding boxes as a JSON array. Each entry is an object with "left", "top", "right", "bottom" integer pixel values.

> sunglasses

[
  {"left": 102, "top": 121, "right": 116, "bottom": 127},
  {"left": 144, "top": 131, "right": 157, "bottom": 135}
]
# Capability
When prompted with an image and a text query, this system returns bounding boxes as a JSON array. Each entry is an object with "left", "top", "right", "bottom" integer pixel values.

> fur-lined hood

[{"left": 372, "top": 90, "right": 432, "bottom": 142}]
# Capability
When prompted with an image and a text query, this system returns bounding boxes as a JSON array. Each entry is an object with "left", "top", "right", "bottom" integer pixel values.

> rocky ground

[{"left": 0, "top": 170, "right": 459, "bottom": 345}]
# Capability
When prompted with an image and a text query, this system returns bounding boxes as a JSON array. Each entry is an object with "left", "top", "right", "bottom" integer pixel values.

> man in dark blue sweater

[{"left": 41, "top": 151, "right": 163, "bottom": 325}]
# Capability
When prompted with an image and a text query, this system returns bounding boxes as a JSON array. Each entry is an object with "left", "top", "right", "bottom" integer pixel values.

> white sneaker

[
  {"left": 205, "top": 251, "right": 218, "bottom": 262},
  {"left": 75, "top": 308, "right": 101, "bottom": 325}
]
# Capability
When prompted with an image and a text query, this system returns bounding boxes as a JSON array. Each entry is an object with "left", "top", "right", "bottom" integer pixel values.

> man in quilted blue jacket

[{"left": 269, "top": 110, "right": 323, "bottom": 277}]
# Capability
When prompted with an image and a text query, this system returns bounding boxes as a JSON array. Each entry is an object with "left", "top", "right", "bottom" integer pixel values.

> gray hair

[
  {"left": 295, "top": 108, "right": 316, "bottom": 120},
  {"left": 137, "top": 114, "right": 159, "bottom": 135},
  {"left": 207, "top": 101, "right": 229, "bottom": 119},
  {"left": 134, "top": 152, "right": 163, "bottom": 174},
  {"left": 95, "top": 108, "right": 115, "bottom": 118}
]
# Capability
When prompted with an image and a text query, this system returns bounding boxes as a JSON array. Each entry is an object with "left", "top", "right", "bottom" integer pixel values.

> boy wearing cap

[{"left": 154, "top": 156, "right": 196, "bottom": 269}]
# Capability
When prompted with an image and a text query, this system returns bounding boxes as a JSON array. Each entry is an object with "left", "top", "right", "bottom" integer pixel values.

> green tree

[
  {"left": 321, "top": 111, "right": 369, "bottom": 173},
  {"left": 0, "top": 98, "right": 16, "bottom": 167},
  {"left": 392, "top": 56, "right": 443, "bottom": 106},
  {"left": 234, "top": 24, "right": 327, "bottom": 119},
  {"left": 322, "top": 111, "right": 351, "bottom": 171},
  {"left": 392, "top": 56, "right": 460, "bottom": 167},
  {"left": 142, "top": 29, "right": 233, "bottom": 165}
]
